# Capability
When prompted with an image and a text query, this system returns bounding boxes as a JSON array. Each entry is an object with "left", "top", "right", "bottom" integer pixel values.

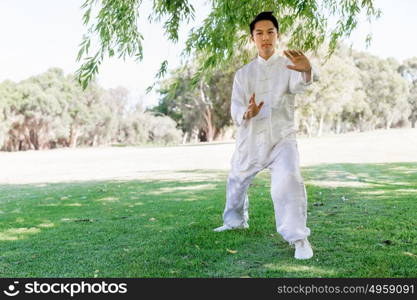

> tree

[
  {"left": 398, "top": 57, "right": 417, "bottom": 128},
  {"left": 154, "top": 66, "right": 204, "bottom": 143},
  {"left": 118, "top": 102, "right": 182, "bottom": 145},
  {"left": 0, "top": 80, "right": 18, "bottom": 147},
  {"left": 153, "top": 60, "right": 237, "bottom": 143},
  {"left": 296, "top": 47, "right": 412, "bottom": 135},
  {"left": 0, "top": 68, "right": 182, "bottom": 151},
  {"left": 7, "top": 68, "right": 69, "bottom": 150},
  {"left": 353, "top": 52, "right": 410, "bottom": 130},
  {"left": 296, "top": 46, "right": 366, "bottom": 136},
  {"left": 76, "top": 0, "right": 381, "bottom": 88}
]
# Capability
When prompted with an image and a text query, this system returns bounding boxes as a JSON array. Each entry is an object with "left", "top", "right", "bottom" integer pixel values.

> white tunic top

[{"left": 230, "top": 51, "right": 314, "bottom": 172}]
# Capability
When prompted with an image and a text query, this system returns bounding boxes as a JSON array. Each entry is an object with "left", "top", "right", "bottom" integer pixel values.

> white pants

[{"left": 222, "top": 138, "right": 311, "bottom": 244}]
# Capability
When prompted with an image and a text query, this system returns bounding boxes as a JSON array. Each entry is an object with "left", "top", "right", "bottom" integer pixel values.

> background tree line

[
  {"left": 153, "top": 45, "right": 417, "bottom": 142},
  {"left": 0, "top": 68, "right": 181, "bottom": 151},
  {"left": 1, "top": 45, "right": 416, "bottom": 152}
]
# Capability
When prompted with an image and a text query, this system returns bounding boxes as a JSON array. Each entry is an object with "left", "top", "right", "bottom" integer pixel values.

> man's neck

[{"left": 259, "top": 49, "right": 275, "bottom": 61}]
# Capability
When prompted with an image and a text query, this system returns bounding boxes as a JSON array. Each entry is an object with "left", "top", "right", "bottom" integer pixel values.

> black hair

[{"left": 249, "top": 11, "right": 279, "bottom": 35}]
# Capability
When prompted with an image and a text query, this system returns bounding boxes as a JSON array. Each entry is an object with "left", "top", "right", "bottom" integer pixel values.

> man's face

[{"left": 251, "top": 20, "right": 279, "bottom": 57}]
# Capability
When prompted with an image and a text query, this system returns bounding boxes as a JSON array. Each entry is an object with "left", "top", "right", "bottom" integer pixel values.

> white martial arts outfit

[{"left": 221, "top": 51, "right": 315, "bottom": 244}]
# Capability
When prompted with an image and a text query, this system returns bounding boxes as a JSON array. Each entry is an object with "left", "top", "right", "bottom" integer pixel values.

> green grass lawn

[{"left": 0, "top": 162, "right": 416, "bottom": 278}]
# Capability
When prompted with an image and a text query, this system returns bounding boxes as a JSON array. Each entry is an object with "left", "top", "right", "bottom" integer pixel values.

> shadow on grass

[{"left": 0, "top": 163, "right": 416, "bottom": 277}]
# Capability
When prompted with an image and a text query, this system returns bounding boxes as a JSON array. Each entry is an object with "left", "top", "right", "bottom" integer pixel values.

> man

[{"left": 213, "top": 11, "right": 315, "bottom": 260}]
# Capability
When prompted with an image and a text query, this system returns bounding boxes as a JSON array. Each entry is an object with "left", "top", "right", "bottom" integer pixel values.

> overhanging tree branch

[{"left": 76, "top": 0, "right": 381, "bottom": 89}]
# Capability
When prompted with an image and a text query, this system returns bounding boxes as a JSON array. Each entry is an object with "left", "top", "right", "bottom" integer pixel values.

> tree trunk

[
  {"left": 23, "top": 120, "right": 34, "bottom": 150},
  {"left": 92, "top": 134, "right": 98, "bottom": 147},
  {"left": 317, "top": 115, "right": 324, "bottom": 137},
  {"left": 386, "top": 116, "right": 393, "bottom": 130},
  {"left": 192, "top": 127, "right": 199, "bottom": 143},
  {"left": 29, "top": 129, "right": 39, "bottom": 150},
  {"left": 182, "top": 132, "right": 188, "bottom": 144},
  {"left": 69, "top": 125, "right": 79, "bottom": 148},
  {"left": 204, "top": 106, "right": 216, "bottom": 142},
  {"left": 302, "top": 120, "right": 312, "bottom": 138},
  {"left": 336, "top": 116, "right": 341, "bottom": 134},
  {"left": 199, "top": 81, "right": 217, "bottom": 142}
]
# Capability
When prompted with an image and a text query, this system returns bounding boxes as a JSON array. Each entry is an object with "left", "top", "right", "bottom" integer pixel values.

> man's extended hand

[
  {"left": 284, "top": 50, "right": 312, "bottom": 82},
  {"left": 244, "top": 93, "right": 264, "bottom": 120}
]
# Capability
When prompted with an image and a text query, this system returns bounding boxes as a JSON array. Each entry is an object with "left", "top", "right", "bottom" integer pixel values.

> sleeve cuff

[
  {"left": 235, "top": 110, "right": 249, "bottom": 128},
  {"left": 301, "top": 68, "right": 313, "bottom": 85}
]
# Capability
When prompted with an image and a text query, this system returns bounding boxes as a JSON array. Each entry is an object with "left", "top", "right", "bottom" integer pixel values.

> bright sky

[{"left": 0, "top": 0, "right": 416, "bottom": 108}]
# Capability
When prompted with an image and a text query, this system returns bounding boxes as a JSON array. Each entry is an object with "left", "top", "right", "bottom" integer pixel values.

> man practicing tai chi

[{"left": 214, "top": 11, "right": 315, "bottom": 260}]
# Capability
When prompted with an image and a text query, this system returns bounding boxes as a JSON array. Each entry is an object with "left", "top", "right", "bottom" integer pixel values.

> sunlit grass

[{"left": 0, "top": 162, "right": 416, "bottom": 277}]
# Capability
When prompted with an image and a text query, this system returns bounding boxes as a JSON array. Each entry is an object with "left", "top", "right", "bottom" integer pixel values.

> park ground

[{"left": 0, "top": 129, "right": 416, "bottom": 277}]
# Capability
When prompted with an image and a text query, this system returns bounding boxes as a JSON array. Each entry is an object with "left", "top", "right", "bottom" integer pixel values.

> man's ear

[{"left": 250, "top": 34, "right": 254, "bottom": 42}]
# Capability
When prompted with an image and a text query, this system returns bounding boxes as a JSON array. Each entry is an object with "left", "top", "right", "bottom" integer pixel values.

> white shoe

[
  {"left": 213, "top": 224, "right": 248, "bottom": 232},
  {"left": 294, "top": 239, "right": 313, "bottom": 260}
]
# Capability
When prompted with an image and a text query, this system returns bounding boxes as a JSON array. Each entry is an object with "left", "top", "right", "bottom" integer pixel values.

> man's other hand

[{"left": 244, "top": 93, "right": 264, "bottom": 120}]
